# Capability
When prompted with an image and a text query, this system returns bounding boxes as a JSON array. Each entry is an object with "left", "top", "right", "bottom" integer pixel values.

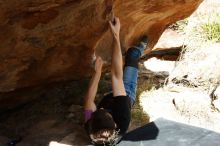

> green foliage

[
  {"left": 201, "top": 22, "right": 220, "bottom": 42},
  {"left": 189, "top": 12, "right": 220, "bottom": 43}
]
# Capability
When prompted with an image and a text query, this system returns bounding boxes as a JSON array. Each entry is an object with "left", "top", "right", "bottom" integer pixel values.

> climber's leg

[{"left": 123, "top": 36, "right": 148, "bottom": 106}]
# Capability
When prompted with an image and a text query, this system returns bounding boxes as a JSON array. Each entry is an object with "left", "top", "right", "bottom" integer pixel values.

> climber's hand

[{"left": 109, "top": 17, "right": 120, "bottom": 40}]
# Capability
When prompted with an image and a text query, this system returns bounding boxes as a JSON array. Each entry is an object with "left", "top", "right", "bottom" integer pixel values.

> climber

[{"left": 84, "top": 16, "right": 148, "bottom": 145}]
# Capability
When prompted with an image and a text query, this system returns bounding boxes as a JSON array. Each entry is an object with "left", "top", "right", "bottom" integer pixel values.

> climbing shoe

[{"left": 133, "top": 35, "right": 149, "bottom": 56}]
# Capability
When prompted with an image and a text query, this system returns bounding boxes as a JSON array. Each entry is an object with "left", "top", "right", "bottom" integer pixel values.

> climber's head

[{"left": 86, "top": 109, "right": 117, "bottom": 145}]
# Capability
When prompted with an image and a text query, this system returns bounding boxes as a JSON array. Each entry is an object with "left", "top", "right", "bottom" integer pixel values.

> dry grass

[
  {"left": 139, "top": 0, "right": 220, "bottom": 133},
  {"left": 168, "top": 43, "right": 220, "bottom": 91},
  {"left": 167, "top": 1, "right": 220, "bottom": 92}
]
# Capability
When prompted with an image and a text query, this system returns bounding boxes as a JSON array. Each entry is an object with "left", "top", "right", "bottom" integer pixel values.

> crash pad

[{"left": 118, "top": 118, "right": 220, "bottom": 146}]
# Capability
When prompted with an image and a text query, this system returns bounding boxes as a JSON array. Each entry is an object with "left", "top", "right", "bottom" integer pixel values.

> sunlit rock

[{"left": 0, "top": 0, "right": 203, "bottom": 109}]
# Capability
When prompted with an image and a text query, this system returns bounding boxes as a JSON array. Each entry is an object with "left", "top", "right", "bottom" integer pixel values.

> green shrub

[{"left": 201, "top": 22, "right": 220, "bottom": 42}]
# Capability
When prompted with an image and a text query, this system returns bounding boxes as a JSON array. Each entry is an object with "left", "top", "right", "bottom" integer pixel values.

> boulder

[{"left": 0, "top": 0, "right": 203, "bottom": 108}]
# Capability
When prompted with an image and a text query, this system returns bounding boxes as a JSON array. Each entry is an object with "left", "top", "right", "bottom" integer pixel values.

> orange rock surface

[{"left": 0, "top": 0, "right": 203, "bottom": 92}]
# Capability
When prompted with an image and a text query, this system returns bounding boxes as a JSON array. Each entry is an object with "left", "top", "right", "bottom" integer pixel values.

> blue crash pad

[{"left": 118, "top": 118, "right": 220, "bottom": 146}]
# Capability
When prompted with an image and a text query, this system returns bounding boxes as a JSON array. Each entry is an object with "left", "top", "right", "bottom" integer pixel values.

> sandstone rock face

[
  {"left": 0, "top": 0, "right": 203, "bottom": 106},
  {"left": 0, "top": 0, "right": 203, "bottom": 93},
  {"left": 0, "top": 0, "right": 113, "bottom": 93}
]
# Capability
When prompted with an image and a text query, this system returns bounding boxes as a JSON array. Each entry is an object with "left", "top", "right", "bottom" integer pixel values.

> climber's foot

[{"left": 133, "top": 35, "right": 149, "bottom": 56}]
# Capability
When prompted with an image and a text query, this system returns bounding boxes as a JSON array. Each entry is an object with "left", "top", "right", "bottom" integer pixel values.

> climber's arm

[
  {"left": 84, "top": 57, "right": 103, "bottom": 111},
  {"left": 109, "top": 17, "right": 126, "bottom": 97}
]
